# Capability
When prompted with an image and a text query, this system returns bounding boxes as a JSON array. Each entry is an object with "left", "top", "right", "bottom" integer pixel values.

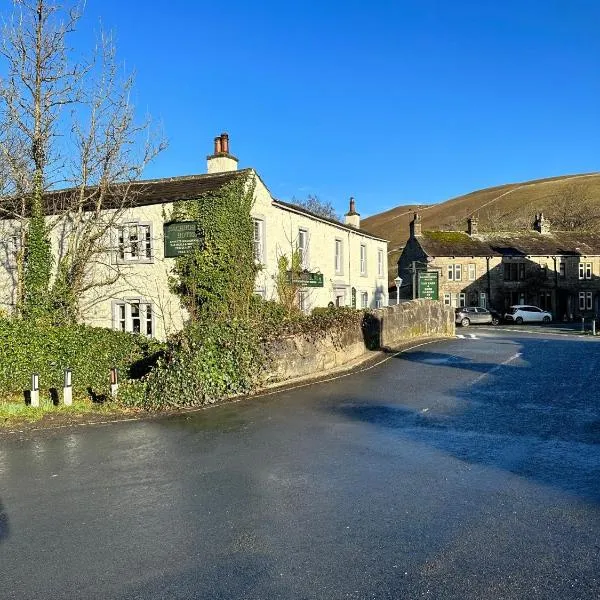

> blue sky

[{"left": 75, "top": 1, "right": 600, "bottom": 217}]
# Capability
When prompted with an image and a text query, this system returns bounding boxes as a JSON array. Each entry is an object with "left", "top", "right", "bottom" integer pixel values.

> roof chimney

[
  {"left": 467, "top": 216, "right": 478, "bottom": 236},
  {"left": 344, "top": 197, "right": 360, "bottom": 228},
  {"left": 410, "top": 212, "right": 422, "bottom": 238},
  {"left": 534, "top": 212, "right": 550, "bottom": 234},
  {"left": 207, "top": 132, "right": 238, "bottom": 173}
]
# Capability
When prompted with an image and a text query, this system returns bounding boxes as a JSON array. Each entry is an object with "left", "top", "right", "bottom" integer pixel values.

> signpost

[
  {"left": 164, "top": 221, "right": 200, "bottom": 258},
  {"left": 287, "top": 271, "right": 324, "bottom": 287},
  {"left": 417, "top": 271, "right": 439, "bottom": 300}
]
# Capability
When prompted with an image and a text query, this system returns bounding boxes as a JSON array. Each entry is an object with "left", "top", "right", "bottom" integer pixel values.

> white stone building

[{"left": 0, "top": 134, "right": 388, "bottom": 339}]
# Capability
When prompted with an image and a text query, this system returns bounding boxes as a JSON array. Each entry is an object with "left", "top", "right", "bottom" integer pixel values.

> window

[
  {"left": 114, "top": 300, "right": 153, "bottom": 336},
  {"left": 443, "top": 293, "right": 451, "bottom": 306},
  {"left": 360, "top": 291, "right": 368, "bottom": 308},
  {"left": 579, "top": 292, "right": 593, "bottom": 310},
  {"left": 468, "top": 263, "right": 476, "bottom": 281},
  {"left": 447, "top": 264, "right": 462, "bottom": 281},
  {"left": 253, "top": 219, "right": 264, "bottom": 263},
  {"left": 579, "top": 262, "right": 592, "bottom": 280},
  {"left": 457, "top": 292, "right": 466, "bottom": 307},
  {"left": 377, "top": 249, "right": 384, "bottom": 277},
  {"left": 298, "top": 229, "right": 308, "bottom": 267},
  {"left": 298, "top": 290, "right": 308, "bottom": 313},
  {"left": 479, "top": 292, "right": 487, "bottom": 308},
  {"left": 360, "top": 244, "right": 367, "bottom": 275},
  {"left": 559, "top": 260, "right": 566, "bottom": 278},
  {"left": 335, "top": 239, "right": 343, "bottom": 274},
  {"left": 375, "top": 293, "right": 383, "bottom": 309},
  {"left": 504, "top": 262, "right": 525, "bottom": 281},
  {"left": 117, "top": 223, "right": 152, "bottom": 262}
]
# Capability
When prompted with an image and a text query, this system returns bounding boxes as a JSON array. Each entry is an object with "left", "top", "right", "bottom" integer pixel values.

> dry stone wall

[{"left": 268, "top": 300, "right": 454, "bottom": 383}]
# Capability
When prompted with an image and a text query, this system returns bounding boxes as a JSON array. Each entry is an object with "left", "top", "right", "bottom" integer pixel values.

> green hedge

[{"left": 0, "top": 319, "right": 162, "bottom": 402}]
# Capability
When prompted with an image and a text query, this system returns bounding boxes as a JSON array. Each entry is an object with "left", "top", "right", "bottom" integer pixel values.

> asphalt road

[{"left": 1, "top": 328, "right": 599, "bottom": 599}]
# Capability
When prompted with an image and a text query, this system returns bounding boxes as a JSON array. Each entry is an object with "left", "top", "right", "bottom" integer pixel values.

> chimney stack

[
  {"left": 410, "top": 212, "right": 422, "bottom": 238},
  {"left": 467, "top": 216, "right": 478, "bottom": 236},
  {"left": 534, "top": 212, "right": 550, "bottom": 234},
  {"left": 344, "top": 197, "right": 360, "bottom": 228},
  {"left": 207, "top": 132, "right": 238, "bottom": 173}
]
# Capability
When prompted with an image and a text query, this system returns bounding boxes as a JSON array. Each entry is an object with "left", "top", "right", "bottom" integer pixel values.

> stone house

[
  {"left": 0, "top": 134, "right": 388, "bottom": 339},
  {"left": 398, "top": 212, "right": 600, "bottom": 319}
]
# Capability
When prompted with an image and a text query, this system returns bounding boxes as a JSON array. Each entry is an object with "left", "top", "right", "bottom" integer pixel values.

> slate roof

[
  {"left": 273, "top": 199, "right": 388, "bottom": 241},
  {"left": 418, "top": 230, "right": 600, "bottom": 257},
  {"left": 42, "top": 170, "right": 247, "bottom": 214}
]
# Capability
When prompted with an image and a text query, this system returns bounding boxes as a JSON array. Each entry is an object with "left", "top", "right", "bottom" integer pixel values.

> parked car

[
  {"left": 455, "top": 306, "right": 501, "bottom": 327},
  {"left": 504, "top": 305, "right": 552, "bottom": 324}
]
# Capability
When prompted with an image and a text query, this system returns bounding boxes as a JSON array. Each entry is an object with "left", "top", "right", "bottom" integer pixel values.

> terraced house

[
  {"left": 398, "top": 212, "right": 600, "bottom": 319},
  {"left": 0, "top": 134, "right": 388, "bottom": 339}
]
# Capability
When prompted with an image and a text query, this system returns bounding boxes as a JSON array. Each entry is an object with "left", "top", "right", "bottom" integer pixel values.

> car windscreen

[{"left": 508, "top": 307, "right": 518, "bottom": 314}]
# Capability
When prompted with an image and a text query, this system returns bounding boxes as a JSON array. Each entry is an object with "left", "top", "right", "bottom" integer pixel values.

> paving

[{"left": 1, "top": 329, "right": 599, "bottom": 599}]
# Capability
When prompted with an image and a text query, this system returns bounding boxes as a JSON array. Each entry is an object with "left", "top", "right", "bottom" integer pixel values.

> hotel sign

[
  {"left": 417, "top": 271, "right": 439, "bottom": 300},
  {"left": 164, "top": 221, "right": 200, "bottom": 258}
]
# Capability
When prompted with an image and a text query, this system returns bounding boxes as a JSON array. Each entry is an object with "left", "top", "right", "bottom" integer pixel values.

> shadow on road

[
  {"left": 331, "top": 336, "right": 600, "bottom": 503},
  {"left": 0, "top": 499, "right": 9, "bottom": 543}
]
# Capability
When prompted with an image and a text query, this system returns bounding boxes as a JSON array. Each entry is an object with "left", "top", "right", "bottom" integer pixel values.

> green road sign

[
  {"left": 287, "top": 271, "right": 324, "bottom": 287},
  {"left": 164, "top": 221, "right": 199, "bottom": 258},
  {"left": 417, "top": 271, "right": 439, "bottom": 300}
]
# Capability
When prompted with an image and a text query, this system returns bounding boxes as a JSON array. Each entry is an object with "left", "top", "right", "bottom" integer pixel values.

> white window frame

[
  {"left": 377, "top": 249, "right": 384, "bottom": 277},
  {"left": 559, "top": 260, "right": 566, "bottom": 278},
  {"left": 116, "top": 222, "right": 153, "bottom": 264},
  {"left": 479, "top": 292, "right": 487, "bottom": 308},
  {"left": 360, "top": 244, "right": 367, "bottom": 276},
  {"left": 113, "top": 299, "right": 154, "bottom": 336},
  {"left": 468, "top": 263, "right": 476, "bottom": 281},
  {"left": 298, "top": 228, "right": 308, "bottom": 268},
  {"left": 579, "top": 262, "right": 592, "bottom": 280},
  {"left": 443, "top": 293, "right": 451, "bottom": 306},
  {"left": 335, "top": 238, "right": 343, "bottom": 275},
  {"left": 360, "top": 291, "right": 368, "bottom": 309},
  {"left": 253, "top": 218, "right": 264, "bottom": 264},
  {"left": 298, "top": 290, "right": 308, "bottom": 313},
  {"left": 579, "top": 291, "right": 593, "bottom": 310},
  {"left": 447, "top": 264, "right": 462, "bottom": 281}
]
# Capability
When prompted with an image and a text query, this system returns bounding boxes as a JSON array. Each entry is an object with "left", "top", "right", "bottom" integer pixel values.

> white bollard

[
  {"left": 30, "top": 372, "right": 39, "bottom": 408},
  {"left": 110, "top": 367, "right": 118, "bottom": 399},
  {"left": 593, "top": 320, "right": 597, "bottom": 336},
  {"left": 63, "top": 368, "right": 72, "bottom": 406}
]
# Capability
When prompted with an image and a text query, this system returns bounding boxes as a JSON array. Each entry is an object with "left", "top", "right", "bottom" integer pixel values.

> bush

[
  {"left": 0, "top": 319, "right": 162, "bottom": 402},
  {"left": 122, "top": 319, "right": 267, "bottom": 410}
]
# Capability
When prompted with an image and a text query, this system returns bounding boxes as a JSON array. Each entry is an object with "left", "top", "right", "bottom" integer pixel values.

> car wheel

[
  {"left": 543, "top": 315, "right": 551, "bottom": 323},
  {"left": 461, "top": 317, "right": 470, "bottom": 327},
  {"left": 515, "top": 317, "right": 523, "bottom": 324},
  {"left": 491, "top": 316, "right": 500, "bottom": 326}
]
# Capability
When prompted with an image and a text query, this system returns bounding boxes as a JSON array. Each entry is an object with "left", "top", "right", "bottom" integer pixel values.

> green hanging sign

[
  {"left": 164, "top": 221, "right": 199, "bottom": 258},
  {"left": 417, "top": 271, "right": 439, "bottom": 300}
]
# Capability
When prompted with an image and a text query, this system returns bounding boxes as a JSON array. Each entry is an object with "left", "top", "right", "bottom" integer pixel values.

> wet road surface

[{"left": 1, "top": 329, "right": 599, "bottom": 599}]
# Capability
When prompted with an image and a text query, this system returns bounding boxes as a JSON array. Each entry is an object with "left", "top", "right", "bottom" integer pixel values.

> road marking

[{"left": 471, "top": 352, "right": 522, "bottom": 385}]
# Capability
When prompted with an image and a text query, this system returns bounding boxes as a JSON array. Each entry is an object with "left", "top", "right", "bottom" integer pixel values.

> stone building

[
  {"left": 0, "top": 134, "right": 388, "bottom": 339},
  {"left": 398, "top": 212, "right": 600, "bottom": 319}
]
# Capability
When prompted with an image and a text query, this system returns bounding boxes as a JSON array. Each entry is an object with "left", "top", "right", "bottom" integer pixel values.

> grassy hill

[{"left": 362, "top": 172, "right": 600, "bottom": 286}]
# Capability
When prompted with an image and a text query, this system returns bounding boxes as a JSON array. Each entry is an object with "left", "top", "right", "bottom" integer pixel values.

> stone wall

[{"left": 268, "top": 300, "right": 454, "bottom": 383}]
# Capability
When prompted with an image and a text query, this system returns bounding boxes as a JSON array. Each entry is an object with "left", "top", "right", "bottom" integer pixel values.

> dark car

[{"left": 455, "top": 306, "right": 501, "bottom": 327}]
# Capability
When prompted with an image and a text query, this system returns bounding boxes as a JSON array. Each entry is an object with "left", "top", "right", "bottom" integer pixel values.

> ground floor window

[
  {"left": 479, "top": 292, "right": 487, "bottom": 308},
  {"left": 443, "top": 292, "right": 465, "bottom": 307},
  {"left": 114, "top": 300, "right": 153, "bottom": 336},
  {"left": 298, "top": 290, "right": 308, "bottom": 313},
  {"left": 334, "top": 288, "right": 346, "bottom": 307},
  {"left": 539, "top": 291, "right": 552, "bottom": 311},
  {"left": 579, "top": 291, "right": 593, "bottom": 311},
  {"left": 360, "top": 291, "right": 368, "bottom": 309}
]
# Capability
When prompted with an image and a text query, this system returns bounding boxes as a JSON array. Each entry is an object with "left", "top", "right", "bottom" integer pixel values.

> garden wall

[{"left": 268, "top": 300, "right": 454, "bottom": 383}]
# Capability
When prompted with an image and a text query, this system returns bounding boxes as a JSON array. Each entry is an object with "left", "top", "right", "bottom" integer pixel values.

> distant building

[
  {"left": 0, "top": 134, "right": 389, "bottom": 339},
  {"left": 398, "top": 212, "right": 600, "bottom": 318}
]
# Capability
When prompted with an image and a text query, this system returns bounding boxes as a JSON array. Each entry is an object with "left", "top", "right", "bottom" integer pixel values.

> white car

[{"left": 504, "top": 305, "right": 552, "bottom": 324}]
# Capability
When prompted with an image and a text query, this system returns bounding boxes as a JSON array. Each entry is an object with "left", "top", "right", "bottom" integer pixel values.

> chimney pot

[
  {"left": 220, "top": 133, "right": 229, "bottom": 154},
  {"left": 214, "top": 136, "right": 222, "bottom": 154}
]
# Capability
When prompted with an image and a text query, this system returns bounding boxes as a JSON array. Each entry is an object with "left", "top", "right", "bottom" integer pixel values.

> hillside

[{"left": 362, "top": 172, "right": 600, "bottom": 286}]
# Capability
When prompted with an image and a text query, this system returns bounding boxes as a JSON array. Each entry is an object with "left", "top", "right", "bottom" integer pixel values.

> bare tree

[
  {"left": 291, "top": 194, "right": 340, "bottom": 221},
  {"left": 546, "top": 181, "right": 600, "bottom": 231},
  {"left": 0, "top": 0, "right": 165, "bottom": 322}
]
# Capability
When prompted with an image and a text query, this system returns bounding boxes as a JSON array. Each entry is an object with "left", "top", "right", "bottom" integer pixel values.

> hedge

[{"left": 0, "top": 319, "right": 162, "bottom": 402}]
